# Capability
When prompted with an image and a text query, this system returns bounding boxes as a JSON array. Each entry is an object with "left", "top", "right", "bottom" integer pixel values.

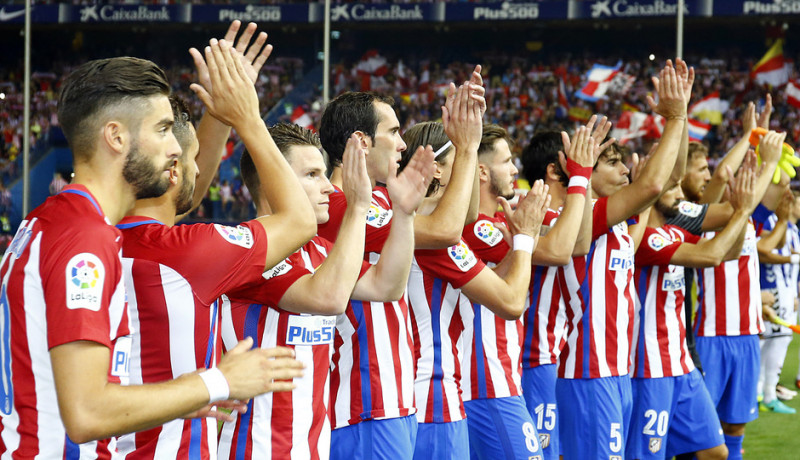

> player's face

[
  {"left": 484, "top": 139, "right": 518, "bottom": 200},
  {"left": 123, "top": 96, "right": 182, "bottom": 200},
  {"left": 682, "top": 154, "right": 710, "bottom": 202},
  {"left": 288, "top": 145, "right": 335, "bottom": 224},
  {"left": 591, "top": 152, "right": 629, "bottom": 198},
  {"left": 366, "top": 102, "right": 406, "bottom": 184},
  {"left": 175, "top": 127, "right": 200, "bottom": 216},
  {"left": 654, "top": 182, "right": 684, "bottom": 218}
]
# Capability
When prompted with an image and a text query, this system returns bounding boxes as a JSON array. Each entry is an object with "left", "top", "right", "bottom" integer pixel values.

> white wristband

[
  {"left": 513, "top": 234, "right": 535, "bottom": 254},
  {"left": 568, "top": 176, "right": 589, "bottom": 189},
  {"left": 199, "top": 368, "right": 230, "bottom": 403},
  {"left": 791, "top": 254, "right": 800, "bottom": 265}
]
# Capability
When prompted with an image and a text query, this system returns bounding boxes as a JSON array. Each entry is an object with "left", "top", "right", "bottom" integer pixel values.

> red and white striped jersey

[
  {"left": 407, "top": 239, "right": 485, "bottom": 423},
  {"left": 521, "top": 209, "right": 568, "bottom": 369},
  {"left": 116, "top": 217, "right": 268, "bottom": 459},
  {"left": 319, "top": 186, "right": 417, "bottom": 429},
  {"left": 694, "top": 219, "right": 764, "bottom": 337},
  {"left": 631, "top": 225, "right": 699, "bottom": 378},
  {"left": 558, "top": 197, "right": 637, "bottom": 379},
  {"left": 218, "top": 236, "right": 370, "bottom": 460},
  {"left": 461, "top": 213, "right": 523, "bottom": 400},
  {"left": 0, "top": 185, "right": 128, "bottom": 459}
]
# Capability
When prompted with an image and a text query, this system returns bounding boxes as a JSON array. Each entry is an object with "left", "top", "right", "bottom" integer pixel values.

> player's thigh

[
  {"left": 465, "top": 396, "right": 541, "bottom": 460},
  {"left": 665, "top": 370, "right": 725, "bottom": 458},
  {"left": 521, "top": 365, "right": 559, "bottom": 460},
  {"left": 626, "top": 377, "right": 675, "bottom": 460}
]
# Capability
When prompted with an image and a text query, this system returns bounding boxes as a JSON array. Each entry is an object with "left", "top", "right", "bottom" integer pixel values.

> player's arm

[
  {"left": 353, "top": 142, "right": 434, "bottom": 301},
  {"left": 629, "top": 206, "right": 651, "bottom": 250},
  {"left": 461, "top": 180, "right": 550, "bottom": 320},
  {"left": 701, "top": 97, "right": 770, "bottom": 204},
  {"left": 605, "top": 60, "right": 687, "bottom": 227},
  {"left": 191, "top": 39, "right": 316, "bottom": 269},
  {"left": 466, "top": 165, "right": 481, "bottom": 225},
  {"left": 415, "top": 70, "right": 484, "bottom": 249},
  {"left": 276, "top": 136, "right": 373, "bottom": 315},
  {"left": 670, "top": 162, "right": 757, "bottom": 267},
  {"left": 50, "top": 338, "right": 301, "bottom": 444},
  {"left": 533, "top": 123, "right": 597, "bottom": 265},
  {"left": 699, "top": 202, "right": 734, "bottom": 231}
]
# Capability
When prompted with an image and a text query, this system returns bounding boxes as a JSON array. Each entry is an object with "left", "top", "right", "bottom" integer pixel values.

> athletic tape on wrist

[
  {"left": 791, "top": 254, "right": 800, "bottom": 265},
  {"left": 513, "top": 234, "right": 535, "bottom": 254},
  {"left": 567, "top": 176, "right": 589, "bottom": 195},
  {"left": 199, "top": 368, "right": 230, "bottom": 403}
]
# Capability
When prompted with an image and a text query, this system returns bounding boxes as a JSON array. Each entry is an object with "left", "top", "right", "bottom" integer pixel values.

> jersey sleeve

[
  {"left": 227, "top": 249, "right": 312, "bottom": 307},
  {"left": 635, "top": 227, "right": 684, "bottom": 266},
  {"left": 664, "top": 201, "right": 709, "bottom": 235},
  {"left": 42, "top": 224, "right": 122, "bottom": 350},
  {"left": 591, "top": 197, "right": 610, "bottom": 241},
  {"left": 462, "top": 217, "right": 510, "bottom": 265},
  {"left": 317, "top": 187, "right": 347, "bottom": 242},
  {"left": 363, "top": 188, "right": 394, "bottom": 254},
  {"left": 414, "top": 239, "right": 486, "bottom": 289},
  {"left": 752, "top": 203, "right": 775, "bottom": 236}
]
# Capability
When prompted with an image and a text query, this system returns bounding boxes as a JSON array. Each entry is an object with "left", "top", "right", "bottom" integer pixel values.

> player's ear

[
  {"left": 103, "top": 121, "right": 128, "bottom": 156},
  {"left": 545, "top": 162, "right": 560, "bottom": 183},
  {"left": 478, "top": 163, "right": 490, "bottom": 184},
  {"left": 168, "top": 159, "right": 180, "bottom": 185},
  {"left": 353, "top": 131, "right": 370, "bottom": 150}
]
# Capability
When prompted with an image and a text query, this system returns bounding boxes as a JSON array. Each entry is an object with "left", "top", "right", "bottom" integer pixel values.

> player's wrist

[
  {"left": 199, "top": 368, "right": 230, "bottom": 403},
  {"left": 566, "top": 158, "right": 591, "bottom": 196},
  {"left": 512, "top": 234, "right": 535, "bottom": 254},
  {"left": 791, "top": 254, "right": 800, "bottom": 265}
]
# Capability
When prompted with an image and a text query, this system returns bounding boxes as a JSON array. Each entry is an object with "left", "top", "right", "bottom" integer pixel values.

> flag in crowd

[
  {"left": 752, "top": 39, "right": 790, "bottom": 88},
  {"left": 575, "top": 61, "right": 623, "bottom": 102}
]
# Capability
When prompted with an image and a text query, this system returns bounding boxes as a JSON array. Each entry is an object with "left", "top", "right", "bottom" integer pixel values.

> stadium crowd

[{"left": 2, "top": 18, "right": 800, "bottom": 460}]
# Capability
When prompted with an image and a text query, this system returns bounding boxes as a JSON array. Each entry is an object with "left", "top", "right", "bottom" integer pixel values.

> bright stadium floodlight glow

[
  {"left": 649, "top": 54, "right": 655, "bottom": 61},
  {"left": 0, "top": 93, "right": 5, "bottom": 100}
]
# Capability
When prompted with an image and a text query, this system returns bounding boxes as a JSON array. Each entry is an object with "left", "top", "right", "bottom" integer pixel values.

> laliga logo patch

[
  {"left": 448, "top": 241, "right": 477, "bottom": 272},
  {"left": 366, "top": 202, "right": 392, "bottom": 228},
  {"left": 474, "top": 220, "right": 503, "bottom": 247},
  {"left": 648, "top": 233, "right": 668, "bottom": 251},
  {"left": 214, "top": 224, "right": 254, "bottom": 249},
  {"left": 264, "top": 260, "right": 292, "bottom": 280},
  {"left": 648, "top": 437, "right": 662, "bottom": 453},
  {"left": 678, "top": 201, "right": 702, "bottom": 217},
  {"left": 65, "top": 253, "right": 104, "bottom": 311}
]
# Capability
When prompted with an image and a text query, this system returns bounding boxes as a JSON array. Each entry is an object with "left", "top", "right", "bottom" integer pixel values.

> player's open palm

[
  {"left": 218, "top": 338, "right": 304, "bottom": 399},
  {"left": 341, "top": 134, "right": 372, "bottom": 214},
  {"left": 646, "top": 60, "right": 686, "bottom": 120},
  {"left": 387, "top": 145, "right": 436, "bottom": 215},
  {"left": 757, "top": 130, "right": 786, "bottom": 165},
  {"left": 500, "top": 179, "right": 551, "bottom": 238},
  {"left": 729, "top": 164, "right": 757, "bottom": 213}
]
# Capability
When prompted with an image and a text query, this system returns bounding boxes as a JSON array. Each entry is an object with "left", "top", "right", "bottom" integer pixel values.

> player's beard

[
  {"left": 655, "top": 198, "right": 680, "bottom": 218},
  {"left": 123, "top": 139, "right": 171, "bottom": 200},
  {"left": 174, "top": 163, "right": 195, "bottom": 216},
  {"left": 489, "top": 170, "right": 515, "bottom": 200}
]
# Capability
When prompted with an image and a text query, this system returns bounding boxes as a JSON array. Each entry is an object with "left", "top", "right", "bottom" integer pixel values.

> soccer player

[
  {"left": 115, "top": 39, "right": 315, "bottom": 458},
  {"left": 516, "top": 118, "right": 612, "bottom": 460},
  {"left": 555, "top": 60, "right": 689, "bottom": 460},
  {"left": 401, "top": 120, "right": 550, "bottom": 459},
  {"left": 217, "top": 125, "right": 433, "bottom": 459},
  {"left": 755, "top": 187, "right": 798, "bottom": 414},
  {"left": 0, "top": 53, "right": 300, "bottom": 457},
  {"left": 628, "top": 163, "right": 763, "bottom": 459},
  {"left": 317, "top": 71, "right": 485, "bottom": 459},
  {"left": 692, "top": 130, "right": 783, "bottom": 460},
  {"left": 461, "top": 121, "right": 606, "bottom": 460}
]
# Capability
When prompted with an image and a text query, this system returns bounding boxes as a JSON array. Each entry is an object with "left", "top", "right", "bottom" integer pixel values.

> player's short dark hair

[
  {"left": 58, "top": 57, "right": 170, "bottom": 161},
  {"left": 521, "top": 131, "right": 567, "bottom": 187},
  {"left": 241, "top": 123, "right": 322, "bottom": 209},
  {"left": 169, "top": 96, "right": 194, "bottom": 155},
  {"left": 478, "top": 124, "right": 513, "bottom": 157},
  {"left": 401, "top": 121, "right": 450, "bottom": 197},
  {"left": 319, "top": 91, "right": 394, "bottom": 168}
]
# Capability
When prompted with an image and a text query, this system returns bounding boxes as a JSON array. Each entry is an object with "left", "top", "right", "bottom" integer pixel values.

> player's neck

[
  {"left": 648, "top": 208, "right": 667, "bottom": 228},
  {"left": 71, "top": 164, "right": 135, "bottom": 225},
  {"left": 478, "top": 189, "right": 499, "bottom": 217},
  {"left": 545, "top": 180, "right": 566, "bottom": 209},
  {"left": 128, "top": 194, "right": 177, "bottom": 226}
]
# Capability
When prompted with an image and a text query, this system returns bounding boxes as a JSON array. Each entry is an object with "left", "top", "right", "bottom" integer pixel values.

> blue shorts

[
  {"left": 695, "top": 335, "right": 760, "bottom": 424},
  {"left": 330, "top": 415, "right": 418, "bottom": 460},
  {"left": 413, "top": 419, "right": 468, "bottom": 460},
  {"left": 556, "top": 375, "right": 632, "bottom": 460},
  {"left": 627, "top": 370, "right": 724, "bottom": 459},
  {"left": 463, "top": 396, "right": 542, "bottom": 460},
  {"left": 522, "top": 364, "right": 559, "bottom": 460}
]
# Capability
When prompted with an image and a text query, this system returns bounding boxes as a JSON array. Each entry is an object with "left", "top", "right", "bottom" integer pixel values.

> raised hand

[
  {"left": 441, "top": 82, "right": 483, "bottom": 152},
  {"left": 190, "top": 39, "right": 261, "bottom": 128},
  {"left": 190, "top": 21, "right": 272, "bottom": 98},
  {"left": 218, "top": 338, "right": 304, "bottom": 400},
  {"left": 742, "top": 102, "right": 757, "bottom": 135},
  {"left": 646, "top": 60, "right": 687, "bottom": 120},
  {"left": 558, "top": 125, "right": 597, "bottom": 175},
  {"left": 387, "top": 145, "right": 436, "bottom": 215},
  {"left": 729, "top": 161, "right": 757, "bottom": 212},
  {"left": 674, "top": 57, "right": 695, "bottom": 106},
  {"left": 499, "top": 179, "right": 552, "bottom": 238},
  {"left": 758, "top": 93, "right": 773, "bottom": 130},
  {"left": 468, "top": 65, "right": 487, "bottom": 116},
  {"left": 341, "top": 134, "right": 373, "bottom": 213},
  {"left": 758, "top": 130, "right": 787, "bottom": 165}
]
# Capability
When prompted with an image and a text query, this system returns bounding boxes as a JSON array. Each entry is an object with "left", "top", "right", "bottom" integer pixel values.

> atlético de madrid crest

[{"left": 649, "top": 437, "right": 662, "bottom": 453}]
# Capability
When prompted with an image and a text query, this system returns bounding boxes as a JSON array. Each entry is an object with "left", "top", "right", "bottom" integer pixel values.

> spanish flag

[{"left": 752, "top": 39, "right": 790, "bottom": 87}]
